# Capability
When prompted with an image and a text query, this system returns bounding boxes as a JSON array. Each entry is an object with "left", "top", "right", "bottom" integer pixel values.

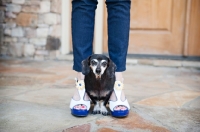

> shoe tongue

[
  {"left": 114, "top": 81, "right": 124, "bottom": 90},
  {"left": 76, "top": 80, "right": 85, "bottom": 90}
]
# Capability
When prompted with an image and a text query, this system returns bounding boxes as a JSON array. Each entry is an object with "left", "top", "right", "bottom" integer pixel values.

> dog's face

[
  {"left": 90, "top": 58, "right": 108, "bottom": 79},
  {"left": 82, "top": 54, "right": 116, "bottom": 79}
]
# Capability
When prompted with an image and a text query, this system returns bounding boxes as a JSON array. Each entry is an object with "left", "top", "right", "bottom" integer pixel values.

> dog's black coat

[{"left": 82, "top": 54, "right": 116, "bottom": 115}]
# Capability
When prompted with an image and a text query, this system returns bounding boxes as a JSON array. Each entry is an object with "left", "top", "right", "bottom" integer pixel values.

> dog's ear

[
  {"left": 106, "top": 59, "right": 117, "bottom": 78},
  {"left": 82, "top": 56, "right": 91, "bottom": 75}
]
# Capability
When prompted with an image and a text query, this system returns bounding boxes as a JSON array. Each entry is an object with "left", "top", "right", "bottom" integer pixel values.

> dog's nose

[{"left": 96, "top": 68, "right": 101, "bottom": 74}]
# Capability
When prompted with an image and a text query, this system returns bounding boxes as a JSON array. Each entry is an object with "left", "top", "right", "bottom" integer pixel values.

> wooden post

[
  {"left": 61, "top": 0, "right": 71, "bottom": 54},
  {"left": 94, "top": 0, "right": 104, "bottom": 54},
  {"left": 183, "top": 0, "right": 191, "bottom": 56}
]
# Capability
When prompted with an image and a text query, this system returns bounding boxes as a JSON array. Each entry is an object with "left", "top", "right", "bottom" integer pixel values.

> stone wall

[{"left": 0, "top": 0, "right": 62, "bottom": 60}]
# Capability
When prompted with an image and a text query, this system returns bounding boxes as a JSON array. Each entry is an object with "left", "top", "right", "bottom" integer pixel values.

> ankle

[
  {"left": 77, "top": 72, "right": 85, "bottom": 80},
  {"left": 115, "top": 72, "right": 123, "bottom": 82}
]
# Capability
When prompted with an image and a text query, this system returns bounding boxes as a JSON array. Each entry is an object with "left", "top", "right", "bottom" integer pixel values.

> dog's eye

[
  {"left": 91, "top": 60, "right": 97, "bottom": 66},
  {"left": 101, "top": 62, "right": 107, "bottom": 67}
]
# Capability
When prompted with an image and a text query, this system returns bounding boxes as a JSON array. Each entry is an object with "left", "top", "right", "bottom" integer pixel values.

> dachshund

[{"left": 82, "top": 54, "right": 116, "bottom": 115}]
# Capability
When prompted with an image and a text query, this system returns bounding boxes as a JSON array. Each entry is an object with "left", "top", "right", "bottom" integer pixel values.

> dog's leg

[
  {"left": 104, "top": 91, "right": 113, "bottom": 106},
  {"left": 92, "top": 101, "right": 101, "bottom": 114},
  {"left": 85, "top": 92, "right": 101, "bottom": 114},
  {"left": 100, "top": 102, "right": 109, "bottom": 116},
  {"left": 101, "top": 91, "right": 113, "bottom": 116}
]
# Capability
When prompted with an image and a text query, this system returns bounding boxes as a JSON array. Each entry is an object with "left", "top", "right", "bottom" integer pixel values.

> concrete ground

[{"left": 0, "top": 58, "right": 200, "bottom": 132}]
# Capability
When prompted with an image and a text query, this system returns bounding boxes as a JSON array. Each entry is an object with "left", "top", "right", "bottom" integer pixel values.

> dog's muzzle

[
  {"left": 96, "top": 68, "right": 101, "bottom": 74},
  {"left": 95, "top": 68, "right": 101, "bottom": 79}
]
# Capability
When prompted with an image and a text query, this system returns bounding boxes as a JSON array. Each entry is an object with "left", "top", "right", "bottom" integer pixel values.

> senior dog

[{"left": 82, "top": 54, "right": 116, "bottom": 115}]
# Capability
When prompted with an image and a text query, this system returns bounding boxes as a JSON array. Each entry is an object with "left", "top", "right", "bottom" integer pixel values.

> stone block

[
  {"left": 11, "top": 27, "right": 24, "bottom": 37},
  {"left": 40, "top": 1, "right": 50, "bottom": 13},
  {"left": 36, "top": 28, "right": 48, "bottom": 37},
  {"left": 8, "top": 43, "right": 24, "bottom": 57},
  {"left": 37, "top": 24, "right": 49, "bottom": 28},
  {"left": 29, "top": 38, "right": 46, "bottom": 46},
  {"left": 4, "top": 29, "right": 11, "bottom": 36},
  {"left": 2, "top": 0, "right": 12, "bottom": 5},
  {"left": 0, "top": 24, "right": 3, "bottom": 42},
  {"left": 57, "top": 14, "right": 61, "bottom": 24},
  {"left": 5, "top": 22, "right": 16, "bottom": 28},
  {"left": 40, "top": 13, "right": 61, "bottom": 25},
  {"left": 48, "top": 50, "right": 60, "bottom": 59},
  {"left": 24, "top": 0, "right": 40, "bottom": 6},
  {"left": 34, "top": 55, "right": 44, "bottom": 60},
  {"left": 1, "top": 24, "right": 5, "bottom": 29},
  {"left": 49, "top": 25, "right": 61, "bottom": 37},
  {"left": 16, "top": 13, "right": 38, "bottom": 27},
  {"left": 0, "top": 45, "right": 8, "bottom": 55},
  {"left": 4, "top": 18, "right": 15, "bottom": 23},
  {"left": 25, "top": 28, "right": 36, "bottom": 38},
  {"left": 35, "top": 50, "right": 48, "bottom": 56},
  {"left": 46, "top": 36, "right": 60, "bottom": 50},
  {"left": 5, "top": 11, "right": 16, "bottom": 18},
  {"left": 19, "top": 1, "right": 49, "bottom": 13},
  {"left": 37, "top": 15, "right": 43, "bottom": 24},
  {"left": 18, "top": 38, "right": 28, "bottom": 43},
  {"left": 57, "top": 15, "right": 61, "bottom": 24},
  {"left": 51, "top": 0, "right": 61, "bottom": 13},
  {"left": 0, "top": 6, "right": 6, "bottom": 11},
  {"left": 12, "top": 0, "right": 25, "bottom": 4},
  {"left": 3, "top": 37, "right": 17, "bottom": 42},
  {"left": 6, "top": 4, "right": 21, "bottom": 13},
  {"left": 0, "top": 10, "right": 4, "bottom": 22},
  {"left": 23, "top": 44, "right": 35, "bottom": 57},
  {"left": 35, "top": 45, "right": 45, "bottom": 50},
  {"left": 21, "top": 5, "right": 40, "bottom": 13}
]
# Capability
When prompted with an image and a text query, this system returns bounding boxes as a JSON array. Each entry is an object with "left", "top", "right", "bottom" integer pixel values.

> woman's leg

[
  {"left": 72, "top": 0, "right": 98, "bottom": 72},
  {"left": 71, "top": 0, "right": 98, "bottom": 110},
  {"left": 106, "top": 0, "right": 131, "bottom": 72},
  {"left": 106, "top": 0, "right": 131, "bottom": 111}
]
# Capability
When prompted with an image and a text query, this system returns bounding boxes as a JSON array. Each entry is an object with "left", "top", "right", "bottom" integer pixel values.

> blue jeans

[{"left": 72, "top": 0, "right": 131, "bottom": 72}]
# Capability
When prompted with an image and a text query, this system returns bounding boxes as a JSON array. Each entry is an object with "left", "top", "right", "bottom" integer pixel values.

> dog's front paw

[
  {"left": 92, "top": 110, "right": 101, "bottom": 114},
  {"left": 101, "top": 103, "right": 109, "bottom": 116},
  {"left": 92, "top": 102, "right": 101, "bottom": 114},
  {"left": 101, "top": 110, "right": 109, "bottom": 116}
]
